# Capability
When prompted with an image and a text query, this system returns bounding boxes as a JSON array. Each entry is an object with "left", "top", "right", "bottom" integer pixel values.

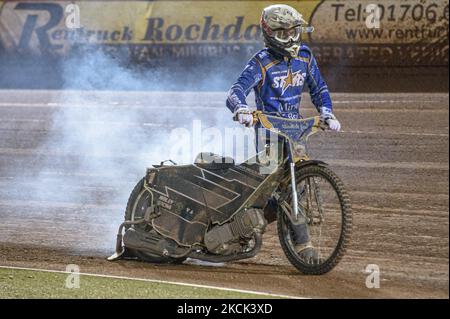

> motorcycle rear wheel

[
  {"left": 277, "top": 164, "right": 352, "bottom": 275},
  {"left": 124, "top": 178, "right": 187, "bottom": 264}
]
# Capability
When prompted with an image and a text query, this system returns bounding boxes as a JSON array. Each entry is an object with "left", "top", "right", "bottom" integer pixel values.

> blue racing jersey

[{"left": 226, "top": 45, "right": 332, "bottom": 119}]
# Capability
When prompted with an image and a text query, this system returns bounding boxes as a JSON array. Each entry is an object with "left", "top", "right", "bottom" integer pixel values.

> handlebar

[{"left": 233, "top": 110, "right": 329, "bottom": 130}]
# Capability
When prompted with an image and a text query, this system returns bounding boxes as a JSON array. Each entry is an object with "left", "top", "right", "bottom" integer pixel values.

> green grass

[{"left": 0, "top": 268, "right": 279, "bottom": 299}]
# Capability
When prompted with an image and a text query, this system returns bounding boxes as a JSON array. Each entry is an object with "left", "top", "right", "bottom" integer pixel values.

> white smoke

[{"left": 26, "top": 48, "right": 255, "bottom": 253}]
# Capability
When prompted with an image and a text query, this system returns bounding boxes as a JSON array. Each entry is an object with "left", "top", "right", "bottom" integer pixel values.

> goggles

[{"left": 273, "top": 25, "right": 314, "bottom": 43}]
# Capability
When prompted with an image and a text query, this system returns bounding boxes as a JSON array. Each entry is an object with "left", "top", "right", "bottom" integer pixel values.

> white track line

[
  {"left": 0, "top": 101, "right": 447, "bottom": 110},
  {"left": 0, "top": 199, "right": 123, "bottom": 210},
  {"left": 0, "top": 265, "right": 303, "bottom": 299},
  {"left": 0, "top": 118, "right": 164, "bottom": 128},
  {"left": 0, "top": 118, "right": 449, "bottom": 138},
  {"left": 0, "top": 102, "right": 222, "bottom": 110},
  {"left": 332, "top": 100, "right": 441, "bottom": 104},
  {"left": 341, "top": 130, "right": 449, "bottom": 137},
  {"left": 351, "top": 204, "right": 449, "bottom": 217},
  {"left": 0, "top": 119, "right": 448, "bottom": 137},
  {"left": 327, "top": 159, "right": 449, "bottom": 170},
  {"left": 0, "top": 147, "right": 447, "bottom": 170},
  {"left": 350, "top": 190, "right": 449, "bottom": 201}
]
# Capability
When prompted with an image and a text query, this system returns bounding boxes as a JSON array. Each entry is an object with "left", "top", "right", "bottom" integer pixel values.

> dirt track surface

[{"left": 0, "top": 90, "right": 448, "bottom": 298}]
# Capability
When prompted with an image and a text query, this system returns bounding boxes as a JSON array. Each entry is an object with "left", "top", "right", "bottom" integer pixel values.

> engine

[{"left": 204, "top": 208, "right": 267, "bottom": 255}]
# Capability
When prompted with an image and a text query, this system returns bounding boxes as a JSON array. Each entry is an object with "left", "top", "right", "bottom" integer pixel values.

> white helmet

[{"left": 260, "top": 4, "right": 314, "bottom": 58}]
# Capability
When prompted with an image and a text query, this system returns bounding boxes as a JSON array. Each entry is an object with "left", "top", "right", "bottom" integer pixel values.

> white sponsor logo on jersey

[{"left": 272, "top": 69, "right": 306, "bottom": 95}]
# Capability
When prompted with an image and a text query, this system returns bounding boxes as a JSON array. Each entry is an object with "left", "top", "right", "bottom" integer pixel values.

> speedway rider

[{"left": 226, "top": 4, "right": 341, "bottom": 264}]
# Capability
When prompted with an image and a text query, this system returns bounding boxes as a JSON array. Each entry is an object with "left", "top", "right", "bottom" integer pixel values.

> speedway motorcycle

[{"left": 109, "top": 111, "right": 352, "bottom": 275}]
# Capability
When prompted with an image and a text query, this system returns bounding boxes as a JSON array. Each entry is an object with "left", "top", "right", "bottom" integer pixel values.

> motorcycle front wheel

[{"left": 277, "top": 164, "right": 352, "bottom": 275}]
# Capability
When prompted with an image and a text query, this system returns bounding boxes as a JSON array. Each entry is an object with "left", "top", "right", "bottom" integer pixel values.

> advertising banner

[{"left": 0, "top": 0, "right": 448, "bottom": 66}]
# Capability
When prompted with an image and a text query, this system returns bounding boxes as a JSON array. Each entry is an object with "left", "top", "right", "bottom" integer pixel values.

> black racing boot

[
  {"left": 295, "top": 242, "right": 320, "bottom": 265},
  {"left": 291, "top": 223, "right": 320, "bottom": 264},
  {"left": 263, "top": 197, "right": 278, "bottom": 224}
]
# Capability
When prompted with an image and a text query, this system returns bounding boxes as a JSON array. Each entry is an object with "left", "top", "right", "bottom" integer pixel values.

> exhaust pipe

[{"left": 107, "top": 219, "right": 146, "bottom": 261}]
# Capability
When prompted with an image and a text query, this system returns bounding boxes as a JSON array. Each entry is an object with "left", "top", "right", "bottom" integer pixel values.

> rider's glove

[
  {"left": 234, "top": 107, "right": 253, "bottom": 127},
  {"left": 320, "top": 107, "right": 341, "bottom": 132}
]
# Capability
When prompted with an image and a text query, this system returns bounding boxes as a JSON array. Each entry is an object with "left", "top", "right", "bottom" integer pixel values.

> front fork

[{"left": 290, "top": 162, "right": 300, "bottom": 221}]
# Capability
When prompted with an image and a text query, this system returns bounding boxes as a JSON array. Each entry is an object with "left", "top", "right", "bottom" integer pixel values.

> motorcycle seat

[{"left": 194, "top": 152, "right": 235, "bottom": 170}]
